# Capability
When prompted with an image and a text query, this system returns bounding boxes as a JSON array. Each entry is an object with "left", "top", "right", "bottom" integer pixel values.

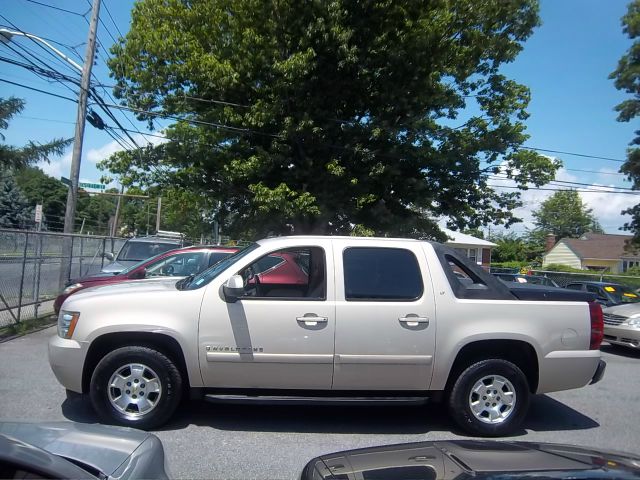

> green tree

[
  {"left": 14, "top": 167, "right": 68, "bottom": 231},
  {"left": 0, "top": 97, "right": 71, "bottom": 169},
  {"left": 0, "top": 170, "right": 33, "bottom": 229},
  {"left": 103, "top": 0, "right": 558, "bottom": 239},
  {"left": 491, "top": 232, "right": 528, "bottom": 263},
  {"left": 76, "top": 192, "right": 117, "bottom": 236},
  {"left": 531, "top": 189, "right": 602, "bottom": 240},
  {"left": 611, "top": 1, "right": 640, "bottom": 242}
]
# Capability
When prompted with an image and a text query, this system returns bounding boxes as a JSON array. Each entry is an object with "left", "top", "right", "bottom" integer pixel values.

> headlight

[
  {"left": 62, "top": 283, "right": 83, "bottom": 295},
  {"left": 58, "top": 311, "right": 80, "bottom": 338},
  {"left": 626, "top": 317, "right": 640, "bottom": 328}
]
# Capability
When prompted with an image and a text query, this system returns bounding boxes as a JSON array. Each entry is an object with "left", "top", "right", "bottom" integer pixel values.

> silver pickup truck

[{"left": 49, "top": 236, "right": 606, "bottom": 436}]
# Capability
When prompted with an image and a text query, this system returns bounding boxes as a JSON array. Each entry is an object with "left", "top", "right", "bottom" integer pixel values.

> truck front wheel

[
  {"left": 448, "top": 359, "right": 530, "bottom": 437},
  {"left": 89, "top": 346, "right": 182, "bottom": 430}
]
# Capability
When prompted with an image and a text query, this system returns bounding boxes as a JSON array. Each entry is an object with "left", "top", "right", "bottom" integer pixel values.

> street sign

[
  {"left": 60, "top": 177, "right": 105, "bottom": 190},
  {"left": 34, "top": 204, "right": 42, "bottom": 223},
  {"left": 80, "top": 181, "right": 105, "bottom": 190}
]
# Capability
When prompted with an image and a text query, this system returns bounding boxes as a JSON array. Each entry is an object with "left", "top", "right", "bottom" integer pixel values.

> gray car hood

[
  {"left": 0, "top": 422, "right": 158, "bottom": 477},
  {"left": 603, "top": 303, "right": 640, "bottom": 317}
]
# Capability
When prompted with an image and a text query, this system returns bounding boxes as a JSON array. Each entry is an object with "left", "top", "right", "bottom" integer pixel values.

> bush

[{"left": 542, "top": 263, "right": 591, "bottom": 273}]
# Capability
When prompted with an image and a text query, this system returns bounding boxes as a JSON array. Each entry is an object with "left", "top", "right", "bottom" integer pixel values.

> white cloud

[
  {"left": 36, "top": 132, "right": 167, "bottom": 183},
  {"left": 85, "top": 133, "right": 167, "bottom": 164},
  {"left": 38, "top": 151, "right": 71, "bottom": 180},
  {"left": 493, "top": 167, "right": 637, "bottom": 234}
]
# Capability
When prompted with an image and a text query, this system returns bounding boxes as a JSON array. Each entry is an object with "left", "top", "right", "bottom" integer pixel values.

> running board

[{"left": 203, "top": 394, "right": 429, "bottom": 406}]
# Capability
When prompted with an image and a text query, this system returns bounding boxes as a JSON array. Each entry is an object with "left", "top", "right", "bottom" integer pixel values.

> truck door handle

[
  {"left": 296, "top": 314, "right": 328, "bottom": 326},
  {"left": 399, "top": 316, "right": 429, "bottom": 327}
]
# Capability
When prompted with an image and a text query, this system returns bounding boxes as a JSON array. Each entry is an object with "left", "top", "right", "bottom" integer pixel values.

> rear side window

[{"left": 343, "top": 247, "right": 423, "bottom": 301}]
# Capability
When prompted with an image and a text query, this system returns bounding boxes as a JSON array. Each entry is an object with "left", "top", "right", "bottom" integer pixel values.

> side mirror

[
  {"left": 103, "top": 252, "right": 114, "bottom": 261},
  {"left": 128, "top": 268, "right": 146, "bottom": 280},
  {"left": 223, "top": 275, "right": 245, "bottom": 303}
]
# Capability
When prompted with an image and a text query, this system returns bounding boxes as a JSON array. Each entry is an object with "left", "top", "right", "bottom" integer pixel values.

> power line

[
  {"left": 16, "top": 115, "right": 76, "bottom": 125},
  {"left": 100, "top": 101, "right": 280, "bottom": 137},
  {"left": 489, "top": 173, "right": 635, "bottom": 192},
  {"left": 565, "top": 168, "right": 625, "bottom": 177},
  {"left": 489, "top": 184, "right": 640, "bottom": 195},
  {"left": 521, "top": 146, "right": 625, "bottom": 163},
  {"left": 21, "top": 0, "right": 87, "bottom": 17},
  {"left": 101, "top": 0, "right": 124, "bottom": 38},
  {"left": 0, "top": 77, "right": 77, "bottom": 103}
]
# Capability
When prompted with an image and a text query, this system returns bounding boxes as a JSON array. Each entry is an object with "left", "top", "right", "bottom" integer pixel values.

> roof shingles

[{"left": 560, "top": 233, "right": 640, "bottom": 260}]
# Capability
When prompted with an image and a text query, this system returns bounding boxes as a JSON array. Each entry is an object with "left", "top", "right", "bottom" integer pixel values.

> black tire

[
  {"left": 447, "top": 359, "right": 530, "bottom": 437},
  {"left": 89, "top": 346, "right": 182, "bottom": 430}
]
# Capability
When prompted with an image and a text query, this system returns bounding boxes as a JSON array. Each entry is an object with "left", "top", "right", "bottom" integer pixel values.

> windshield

[
  {"left": 607, "top": 285, "right": 640, "bottom": 304},
  {"left": 184, "top": 243, "right": 259, "bottom": 290},
  {"left": 117, "top": 241, "right": 179, "bottom": 262}
]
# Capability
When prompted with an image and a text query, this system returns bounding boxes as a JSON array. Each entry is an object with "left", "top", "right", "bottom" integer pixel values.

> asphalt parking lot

[{"left": 1, "top": 326, "right": 639, "bottom": 479}]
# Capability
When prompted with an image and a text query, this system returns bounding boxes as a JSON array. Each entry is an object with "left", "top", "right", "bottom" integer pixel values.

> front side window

[
  {"left": 146, "top": 252, "right": 204, "bottom": 277},
  {"left": 343, "top": 247, "right": 423, "bottom": 301},
  {"left": 237, "top": 247, "right": 326, "bottom": 300}
]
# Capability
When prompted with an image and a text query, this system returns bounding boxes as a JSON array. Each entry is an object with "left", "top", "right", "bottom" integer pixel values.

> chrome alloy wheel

[
  {"left": 108, "top": 363, "right": 162, "bottom": 417},
  {"left": 468, "top": 374, "right": 516, "bottom": 424}
]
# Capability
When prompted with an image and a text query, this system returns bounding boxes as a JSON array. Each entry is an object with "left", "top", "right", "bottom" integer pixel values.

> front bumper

[
  {"left": 604, "top": 324, "right": 640, "bottom": 349},
  {"left": 48, "top": 335, "right": 88, "bottom": 393}
]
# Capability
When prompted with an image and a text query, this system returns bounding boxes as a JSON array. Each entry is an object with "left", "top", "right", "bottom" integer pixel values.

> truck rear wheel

[
  {"left": 89, "top": 346, "right": 182, "bottom": 430},
  {"left": 448, "top": 359, "right": 529, "bottom": 437}
]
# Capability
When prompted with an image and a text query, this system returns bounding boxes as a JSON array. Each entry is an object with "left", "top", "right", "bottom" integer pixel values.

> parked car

[
  {"left": 493, "top": 273, "right": 559, "bottom": 288},
  {"left": 302, "top": 440, "right": 640, "bottom": 480},
  {"left": 55, "top": 245, "right": 238, "bottom": 314},
  {"left": 49, "top": 236, "right": 604, "bottom": 436},
  {"left": 565, "top": 281, "right": 640, "bottom": 307},
  {"left": 602, "top": 303, "right": 640, "bottom": 350},
  {"left": 0, "top": 421, "right": 169, "bottom": 479},
  {"left": 101, "top": 231, "right": 191, "bottom": 274}
]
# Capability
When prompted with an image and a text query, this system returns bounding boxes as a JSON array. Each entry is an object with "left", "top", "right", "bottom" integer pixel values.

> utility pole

[
  {"left": 111, "top": 186, "right": 124, "bottom": 237},
  {"left": 155, "top": 197, "right": 162, "bottom": 233},
  {"left": 59, "top": 0, "right": 101, "bottom": 288}
]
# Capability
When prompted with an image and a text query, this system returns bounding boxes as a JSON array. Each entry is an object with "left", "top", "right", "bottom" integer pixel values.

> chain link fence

[{"left": 0, "top": 229, "right": 126, "bottom": 327}]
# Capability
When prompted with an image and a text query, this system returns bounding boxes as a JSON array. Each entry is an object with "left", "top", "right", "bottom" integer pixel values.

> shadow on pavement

[
  {"left": 61, "top": 393, "right": 598, "bottom": 436},
  {"left": 524, "top": 394, "right": 599, "bottom": 432},
  {"left": 161, "top": 394, "right": 597, "bottom": 436},
  {"left": 61, "top": 395, "right": 99, "bottom": 424},
  {"left": 601, "top": 344, "right": 640, "bottom": 359}
]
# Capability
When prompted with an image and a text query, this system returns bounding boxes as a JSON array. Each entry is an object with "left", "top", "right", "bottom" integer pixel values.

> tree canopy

[
  {"left": 611, "top": 0, "right": 640, "bottom": 243},
  {"left": 531, "top": 189, "right": 602, "bottom": 240},
  {"left": 0, "top": 97, "right": 72, "bottom": 169},
  {"left": 104, "top": 0, "right": 558, "bottom": 239}
]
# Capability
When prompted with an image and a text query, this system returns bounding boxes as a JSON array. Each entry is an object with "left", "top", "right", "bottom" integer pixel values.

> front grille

[{"left": 603, "top": 313, "right": 627, "bottom": 326}]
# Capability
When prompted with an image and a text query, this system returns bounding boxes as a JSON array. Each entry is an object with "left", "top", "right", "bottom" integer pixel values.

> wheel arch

[
  {"left": 82, "top": 332, "right": 190, "bottom": 394},
  {"left": 444, "top": 339, "right": 539, "bottom": 394}
]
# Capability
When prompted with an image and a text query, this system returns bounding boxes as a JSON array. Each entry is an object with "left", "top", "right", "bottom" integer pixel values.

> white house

[{"left": 442, "top": 228, "right": 497, "bottom": 268}]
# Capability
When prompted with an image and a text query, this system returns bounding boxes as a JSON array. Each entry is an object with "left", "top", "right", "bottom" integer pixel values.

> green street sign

[
  {"left": 60, "top": 177, "right": 105, "bottom": 190},
  {"left": 80, "top": 182, "right": 106, "bottom": 190}
]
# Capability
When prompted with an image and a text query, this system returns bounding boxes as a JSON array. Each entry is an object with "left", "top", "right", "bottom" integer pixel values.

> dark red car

[{"left": 54, "top": 245, "right": 239, "bottom": 314}]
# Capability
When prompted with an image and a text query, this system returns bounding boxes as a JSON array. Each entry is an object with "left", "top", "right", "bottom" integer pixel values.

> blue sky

[{"left": 1, "top": 0, "right": 637, "bottom": 233}]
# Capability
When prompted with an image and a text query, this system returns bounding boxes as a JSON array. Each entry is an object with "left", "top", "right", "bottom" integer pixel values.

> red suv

[{"left": 54, "top": 245, "right": 239, "bottom": 314}]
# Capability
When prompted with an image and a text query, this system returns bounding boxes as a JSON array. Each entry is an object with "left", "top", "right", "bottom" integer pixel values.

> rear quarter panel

[{"left": 423, "top": 244, "right": 600, "bottom": 393}]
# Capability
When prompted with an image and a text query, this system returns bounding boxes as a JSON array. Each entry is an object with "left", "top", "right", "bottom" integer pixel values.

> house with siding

[
  {"left": 542, "top": 232, "right": 640, "bottom": 274},
  {"left": 443, "top": 228, "right": 496, "bottom": 268}
]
